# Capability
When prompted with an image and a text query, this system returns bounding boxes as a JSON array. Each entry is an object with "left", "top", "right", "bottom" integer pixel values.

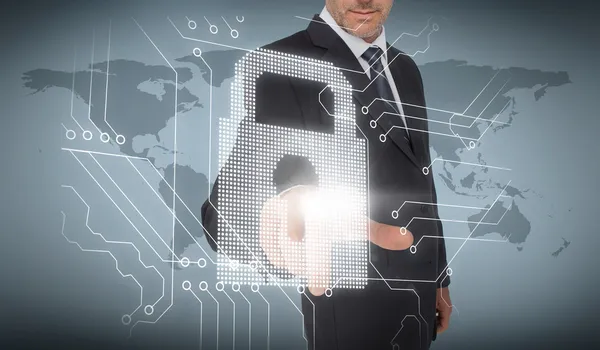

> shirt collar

[{"left": 319, "top": 6, "right": 388, "bottom": 62}]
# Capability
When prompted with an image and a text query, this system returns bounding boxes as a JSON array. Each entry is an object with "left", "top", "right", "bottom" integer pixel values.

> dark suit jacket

[{"left": 201, "top": 15, "right": 450, "bottom": 350}]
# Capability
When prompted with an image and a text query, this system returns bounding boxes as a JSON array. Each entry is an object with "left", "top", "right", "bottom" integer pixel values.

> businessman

[{"left": 201, "top": 0, "right": 452, "bottom": 348}]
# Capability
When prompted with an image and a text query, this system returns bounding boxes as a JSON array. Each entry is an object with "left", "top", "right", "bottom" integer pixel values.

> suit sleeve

[
  {"left": 431, "top": 178, "right": 450, "bottom": 288},
  {"left": 412, "top": 62, "right": 451, "bottom": 288},
  {"left": 200, "top": 72, "right": 317, "bottom": 277}
]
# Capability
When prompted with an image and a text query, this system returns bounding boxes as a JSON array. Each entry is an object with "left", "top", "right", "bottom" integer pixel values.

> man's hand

[
  {"left": 436, "top": 287, "right": 452, "bottom": 334},
  {"left": 259, "top": 185, "right": 414, "bottom": 296}
]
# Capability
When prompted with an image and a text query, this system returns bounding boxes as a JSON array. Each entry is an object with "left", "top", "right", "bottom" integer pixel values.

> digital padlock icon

[{"left": 217, "top": 48, "right": 368, "bottom": 291}]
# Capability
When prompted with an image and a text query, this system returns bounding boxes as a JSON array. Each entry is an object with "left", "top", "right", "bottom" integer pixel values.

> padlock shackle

[{"left": 231, "top": 48, "right": 356, "bottom": 136}]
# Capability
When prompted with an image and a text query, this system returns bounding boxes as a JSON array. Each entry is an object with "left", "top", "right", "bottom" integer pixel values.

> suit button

[{"left": 420, "top": 204, "right": 428, "bottom": 213}]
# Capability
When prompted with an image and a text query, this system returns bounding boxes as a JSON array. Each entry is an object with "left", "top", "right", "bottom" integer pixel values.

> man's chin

[
  {"left": 350, "top": 27, "right": 382, "bottom": 40},
  {"left": 336, "top": 16, "right": 382, "bottom": 40}
]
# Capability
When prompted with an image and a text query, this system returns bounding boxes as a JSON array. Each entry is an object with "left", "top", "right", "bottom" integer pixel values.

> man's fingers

[
  {"left": 437, "top": 311, "right": 450, "bottom": 334},
  {"left": 308, "top": 284, "right": 327, "bottom": 296},
  {"left": 306, "top": 256, "right": 329, "bottom": 297},
  {"left": 259, "top": 185, "right": 313, "bottom": 276},
  {"left": 279, "top": 186, "right": 332, "bottom": 294},
  {"left": 280, "top": 186, "right": 313, "bottom": 242},
  {"left": 305, "top": 231, "right": 331, "bottom": 296},
  {"left": 368, "top": 219, "right": 414, "bottom": 250},
  {"left": 259, "top": 196, "right": 286, "bottom": 269},
  {"left": 279, "top": 186, "right": 311, "bottom": 276},
  {"left": 280, "top": 187, "right": 332, "bottom": 292},
  {"left": 279, "top": 215, "right": 307, "bottom": 277}
]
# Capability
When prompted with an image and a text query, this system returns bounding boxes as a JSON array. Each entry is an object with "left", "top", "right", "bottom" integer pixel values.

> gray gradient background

[{"left": 2, "top": 0, "right": 600, "bottom": 349}]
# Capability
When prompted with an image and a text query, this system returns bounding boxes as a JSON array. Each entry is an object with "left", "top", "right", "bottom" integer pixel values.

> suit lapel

[
  {"left": 386, "top": 46, "right": 428, "bottom": 165},
  {"left": 306, "top": 16, "right": 421, "bottom": 169}
]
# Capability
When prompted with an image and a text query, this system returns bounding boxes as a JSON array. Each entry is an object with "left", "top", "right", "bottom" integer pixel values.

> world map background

[
  {"left": 21, "top": 50, "right": 570, "bottom": 256},
  {"left": 2, "top": 0, "right": 600, "bottom": 349}
]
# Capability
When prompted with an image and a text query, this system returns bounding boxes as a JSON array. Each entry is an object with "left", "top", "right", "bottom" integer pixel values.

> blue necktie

[{"left": 361, "top": 46, "right": 411, "bottom": 146}]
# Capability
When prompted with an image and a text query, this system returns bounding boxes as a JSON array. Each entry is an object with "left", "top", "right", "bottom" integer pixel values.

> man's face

[{"left": 326, "top": 0, "right": 394, "bottom": 41}]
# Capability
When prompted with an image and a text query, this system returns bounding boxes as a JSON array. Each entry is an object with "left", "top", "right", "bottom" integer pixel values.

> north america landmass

[{"left": 22, "top": 49, "right": 572, "bottom": 262}]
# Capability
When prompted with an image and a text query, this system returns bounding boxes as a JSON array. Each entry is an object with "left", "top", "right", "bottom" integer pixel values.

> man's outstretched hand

[{"left": 259, "top": 185, "right": 414, "bottom": 296}]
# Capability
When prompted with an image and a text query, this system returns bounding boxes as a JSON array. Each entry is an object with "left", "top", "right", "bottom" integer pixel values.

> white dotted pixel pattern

[{"left": 218, "top": 48, "right": 368, "bottom": 290}]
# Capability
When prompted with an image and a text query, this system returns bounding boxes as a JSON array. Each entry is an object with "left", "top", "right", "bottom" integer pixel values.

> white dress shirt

[{"left": 319, "top": 6, "right": 409, "bottom": 131}]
